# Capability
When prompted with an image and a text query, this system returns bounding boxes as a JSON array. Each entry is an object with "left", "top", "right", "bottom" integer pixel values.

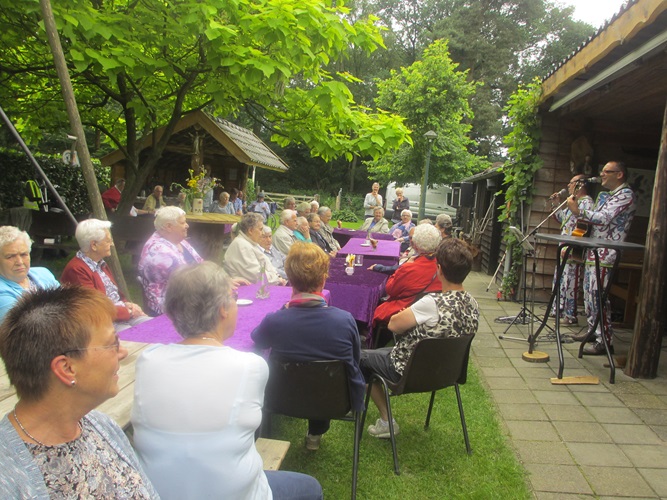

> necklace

[
  {"left": 13, "top": 407, "right": 82, "bottom": 447},
  {"left": 198, "top": 336, "right": 221, "bottom": 344}
]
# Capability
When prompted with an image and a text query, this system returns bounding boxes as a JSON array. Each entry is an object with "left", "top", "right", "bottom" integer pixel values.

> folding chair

[
  {"left": 262, "top": 356, "right": 366, "bottom": 500},
  {"left": 363, "top": 334, "right": 475, "bottom": 475}
]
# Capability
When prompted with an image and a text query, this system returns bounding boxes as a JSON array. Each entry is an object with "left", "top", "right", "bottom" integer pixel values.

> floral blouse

[
  {"left": 26, "top": 419, "right": 153, "bottom": 499},
  {"left": 138, "top": 232, "right": 203, "bottom": 315}
]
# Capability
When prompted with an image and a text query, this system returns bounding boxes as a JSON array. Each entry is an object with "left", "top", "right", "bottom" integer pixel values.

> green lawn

[
  {"left": 38, "top": 243, "right": 530, "bottom": 499},
  {"left": 271, "top": 365, "right": 530, "bottom": 499}
]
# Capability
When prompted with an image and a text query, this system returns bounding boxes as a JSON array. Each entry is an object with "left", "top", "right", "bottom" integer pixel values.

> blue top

[
  {"left": 0, "top": 267, "right": 59, "bottom": 321},
  {"left": 251, "top": 304, "right": 365, "bottom": 410}
]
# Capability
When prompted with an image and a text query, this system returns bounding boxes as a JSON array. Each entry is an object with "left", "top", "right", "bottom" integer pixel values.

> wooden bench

[{"left": 255, "top": 438, "right": 291, "bottom": 470}]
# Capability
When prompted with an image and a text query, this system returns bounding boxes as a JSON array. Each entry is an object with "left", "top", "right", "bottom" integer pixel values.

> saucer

[{"left": 236, "top": 299, "right": 253, "bottom": 306}]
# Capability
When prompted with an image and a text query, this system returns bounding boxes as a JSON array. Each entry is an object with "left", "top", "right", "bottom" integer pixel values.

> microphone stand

[{"left": 495, "top": 195, "right": 570, "bottom": 342}]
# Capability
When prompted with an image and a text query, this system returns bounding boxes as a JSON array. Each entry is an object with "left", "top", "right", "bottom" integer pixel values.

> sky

[{"left": 557, "top": 0, "right": 629, "bottom": 28}]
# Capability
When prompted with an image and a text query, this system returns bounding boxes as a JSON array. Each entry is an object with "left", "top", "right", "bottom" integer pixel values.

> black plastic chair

[
  {"left": 363, "top": 334, "right": 475, "bottom": 475},
  {"left": 262, "top": 356, "right": 366, "bottom": 500}
]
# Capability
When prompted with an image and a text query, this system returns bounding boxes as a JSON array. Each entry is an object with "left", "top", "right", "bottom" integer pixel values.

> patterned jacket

[{"left": 577, "top": 184, "right": 636, "bottom": 266}]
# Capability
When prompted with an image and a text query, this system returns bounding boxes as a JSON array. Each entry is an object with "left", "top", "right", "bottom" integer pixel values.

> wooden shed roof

[
  {"left": 101, "top": 110, "right": 289, "bottom": 172},
  {"left": 540, "top": 0, "right": 667, "bottom": 129}
]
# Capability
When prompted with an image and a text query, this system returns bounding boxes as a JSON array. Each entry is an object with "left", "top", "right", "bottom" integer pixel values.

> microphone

[{"left": 549, "top": 188, "right": 568, "bottom": 200}]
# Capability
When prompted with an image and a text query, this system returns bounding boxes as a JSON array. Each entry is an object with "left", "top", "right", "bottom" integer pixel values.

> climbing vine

[{"left": 498, "top": 78, "right": 543, "bottom": 299}]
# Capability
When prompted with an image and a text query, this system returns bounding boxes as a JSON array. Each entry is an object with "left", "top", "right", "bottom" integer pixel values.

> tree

[
  {"left": 367, "top": 39, "right": 483, "bottom": 186},
  {"left": 0, "top": 0, "right": 411, "bottom": 214}
]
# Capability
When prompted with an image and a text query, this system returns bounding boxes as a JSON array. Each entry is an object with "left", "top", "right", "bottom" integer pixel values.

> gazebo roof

[{"left": 101, "top": 110, "right": 289, "bottom": 172}]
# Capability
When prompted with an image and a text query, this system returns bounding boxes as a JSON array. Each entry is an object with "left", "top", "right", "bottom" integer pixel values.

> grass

[
  {"left": 271, "top": 365, "right": 530, "bottom": 499},
  {"left": 37, "top": 240, "right": 530, "bottom": 499}
]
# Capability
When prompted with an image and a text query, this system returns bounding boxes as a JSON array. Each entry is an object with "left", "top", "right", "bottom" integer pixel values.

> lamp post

[{"left": 419, "top": 130, "right": 438, "bottom": 220}]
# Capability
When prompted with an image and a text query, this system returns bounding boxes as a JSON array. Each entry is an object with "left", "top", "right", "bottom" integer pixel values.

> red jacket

[
  {"left": 372, "top": 254, "right": 441, "bottom": 326},
  {"left": 101, "top": 186, "right": 122, "bottom": 210},
  {"left": 60, "top": 256, "right": 131, "bottom": 321}
]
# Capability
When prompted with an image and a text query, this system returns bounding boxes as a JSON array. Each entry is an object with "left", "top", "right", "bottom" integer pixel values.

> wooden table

[{"left": 185, "top": 213, "right": 240, "bottom": 262}]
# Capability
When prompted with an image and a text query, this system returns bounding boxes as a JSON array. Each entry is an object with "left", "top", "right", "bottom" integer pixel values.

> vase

[{"left": 192, "top": 198, "right": 204, "bottom": 215}]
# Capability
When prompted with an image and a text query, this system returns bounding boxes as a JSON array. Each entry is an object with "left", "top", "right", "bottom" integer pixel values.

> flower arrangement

[
  {"left": 346, "top": 254, "right": 355, "bottom": 267},
  {"left": 171, "top": 168, "right": 219, "bottom": 200}
]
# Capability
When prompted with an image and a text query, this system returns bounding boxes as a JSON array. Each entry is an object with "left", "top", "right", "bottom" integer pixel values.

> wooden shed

[{"left": 465, "top": 0, "right": 667, "bottom": 376}]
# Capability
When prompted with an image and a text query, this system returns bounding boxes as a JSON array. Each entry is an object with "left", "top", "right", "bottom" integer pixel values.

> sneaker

[
  {"left": 583, "top": 342, "right": 614, "bottom": 356},
  {"left": 367, "top": 418, "right": 399, "bottom": 439},
  {"left": 305, "top": 434, "right": 322, "bottom": 451}
]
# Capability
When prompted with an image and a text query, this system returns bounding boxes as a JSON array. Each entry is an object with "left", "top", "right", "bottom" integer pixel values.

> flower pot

[{"left": 192, "top": 198, "right": 204, "bottom": 215}]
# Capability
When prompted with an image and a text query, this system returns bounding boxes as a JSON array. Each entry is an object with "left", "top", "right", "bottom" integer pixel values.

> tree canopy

[
  {"left": 0, "top": 0, "right": 411, "bottom": 212},
  {"left": 367, "top": 39, "right": 482, "bottom": 186}
]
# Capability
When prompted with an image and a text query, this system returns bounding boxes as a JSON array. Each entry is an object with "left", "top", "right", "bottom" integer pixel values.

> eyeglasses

[
  {"left": 601, "top": 169, "right": 621, "bottom": 175},
  {"left": 63, "top": 334, "right": 120, "bottom": 355}
]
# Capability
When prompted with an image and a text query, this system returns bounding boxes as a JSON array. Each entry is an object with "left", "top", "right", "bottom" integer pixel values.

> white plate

[
  {"left": 360, "top": 243, "right": 371, "bottom": 247},
  {"left": 236, "top": 299, "right": 253, "bottom": 306}
]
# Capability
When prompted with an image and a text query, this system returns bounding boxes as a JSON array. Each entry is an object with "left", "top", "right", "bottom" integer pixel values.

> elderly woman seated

[
  {"left": 223, "top": 213, "right": 286, "bottom": 285},
  {"left": 61, "top": 219, "right": 149, "bottom": 331},
  {"left": 0, "top": 226, "right": 58, "bottom": 321},
  {"left": 391, "top": 209, "right": 415, "bottom": 252},
  {"left": 209, "top": 191, "right": 236, "bottom": 214},
  {"left": 371, "top": 224, "right": 444, "bottom": 334},
  {"left": 307, "top": 213, "right": 336, "bottom": 256},
  {"left": 260, "top": 226, "right": 287, "bottom": 280},
  {"left": 132, "top": 262, "right": 322, "bottom": 499},
  {"left": 359, "top": 207, "right": 390, "bottom": 234},
  {"left": 0, "top": 286, "right": 158, "bottom": 497},
  {"left": 252, "top": 243, "right": 365, "bottom": 451},
  {"left": 294, "top": 216, "right": 312, "bottom": 243},
  {"left": 138, "top": 206, "right": 203, "bottom": 316}
]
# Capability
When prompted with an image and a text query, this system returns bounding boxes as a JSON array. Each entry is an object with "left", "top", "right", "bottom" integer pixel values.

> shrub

[{"left": 0, "top": 148, "right": 110, "bottom": 215}]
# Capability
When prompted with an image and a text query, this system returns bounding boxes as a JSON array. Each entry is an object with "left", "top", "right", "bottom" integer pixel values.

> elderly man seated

[
  {"left": 143, "top": 185, "right": 165, "bottom": 213},
  {"left": 273, "top": 209, "right": 298, "bottom": 255},
  {"left": 223, "top": 213, "right": 286, "bottom": 285},
  {"left": 283, "top": 196, "right": 297, "bottom": 210},
  {"left": 317, "top": 206, "right": 341, "bottom": 251},
  {"left": 360, "top": 238, "right": 479, "bottom": 438},
  {"left": 260, "top": 226, "right": 287, "bottom": 280},
  {"left": 360, "top": 207, "right": 390, "bottom": 234}
]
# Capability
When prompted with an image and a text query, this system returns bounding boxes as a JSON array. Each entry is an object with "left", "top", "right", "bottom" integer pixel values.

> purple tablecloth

[
  {"left": 325, "top": 257, "right": 387, "bottom": 330},
  {"left": 119, "top": 283, "right": 320, "bottom": 352},
  {"left": 333, "top": 228, "right": 395, "bottom": 246},
  {"left": 337, "top": 238, "right": 401, "bottom": 263}
]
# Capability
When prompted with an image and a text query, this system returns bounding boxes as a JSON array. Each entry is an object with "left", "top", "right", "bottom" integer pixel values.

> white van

[{"left": 385, "top": 182, "right": 457, "bottom": 222}]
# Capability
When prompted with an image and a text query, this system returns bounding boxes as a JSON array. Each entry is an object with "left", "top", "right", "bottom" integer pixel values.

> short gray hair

[
  {"left": 296, "top": 201, "right": 310, "bottom": 213},
  {"left": 164, "top": 262, "right": 234, "bottom": 338},
  {"left": 317, "top": 206, "right": 332, "bottom": 217},
  {"left": 436, "top": 213, "right": 453, "bottom": 228},
  {"left": 75, "top": 219, "right": 111, "bottom": 252},
  {"left": 154, "top": 206, "right": 186, "bottom": 231},
  {"left": 373, "top": 206, "right": 384, "bottom": 215},
  {"left": 262, "top": 225, "right": 272, "bottom": 235},
  {"left": 401, "top": 209, "right": 412, "bottom": 219},
  {"left": 239, "top": 213, "right": 264, "bottom": 234},
  {"left": 296, "top": 216, "right": 308, "bottom": 228},
  {"left": 305, "top": 212, "right": 320, "bottom": 224},
  {"left": 411, "top": 224, "right": 441, "bottom": 254},
  {"left": 219, "top": 191, "right": 230, "bottom": 201},
  {"left": 0, "top": 226, "right": 32, "bottom": 251},
  {"left": 280, "top": 209, "right": 296, "bottom": 224},
  {"left": 310, "top": 200, "right": 319, "bottom": 210}
]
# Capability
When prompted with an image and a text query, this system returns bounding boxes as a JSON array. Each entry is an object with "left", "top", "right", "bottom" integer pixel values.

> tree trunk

[
  {"left": 349, "top": 154, "right": 358, "bottom": 192},
  {"left": 39, "top": 0, "right": 130, "bottom": 298},
  {"left": 624, "top": 99, "right": 667, "bottom": 378}
]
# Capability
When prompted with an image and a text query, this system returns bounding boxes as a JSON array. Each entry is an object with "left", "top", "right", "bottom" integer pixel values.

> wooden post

[
  {"left": 624, "top": 99, "right": 667, "bottom": 378},
  {"left": 39, "top": 0, "right": 130, "bottom": 298}
]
